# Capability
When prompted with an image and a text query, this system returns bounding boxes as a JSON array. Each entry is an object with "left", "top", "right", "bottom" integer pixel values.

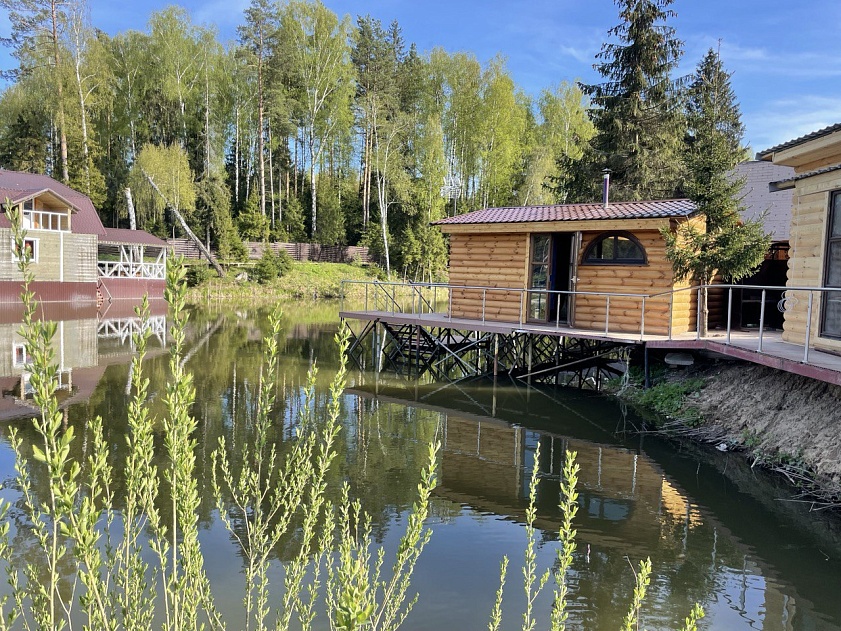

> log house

[
  {"left": 758, "top": 124, "right": 841, "bottom": 354},
  {"left": 434, "top": 199, "right": 702, "bottom": 335}
]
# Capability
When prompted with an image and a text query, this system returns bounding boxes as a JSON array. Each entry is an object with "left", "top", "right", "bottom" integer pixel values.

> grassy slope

[{"left": 186, "top": 261, "right": 382, "bottom": 306}]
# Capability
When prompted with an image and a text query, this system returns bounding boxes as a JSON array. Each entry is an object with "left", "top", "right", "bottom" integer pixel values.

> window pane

[
  {"left": 616, "top": 236, "right": 643, "bottom": 261},
  {"left": 601, "top": 237, "right": 614, "bottom": 259},
  {"left": 823, "top": 295, "right": 841, "bottom": 337},
  {"left": 529, "top": 292, "right": 546, "bottom": 321},
  {"left": 827, "top": 241, "right": 841, "bottom": 287},
  {"left": 531, "top": 264, "right": 547, "bottom": 289},
  {"left": 532, "top": 235, "right": 550, "bottom": 264},
  {"left": 832, "top": 194, "right": 841, "bottom": 237}
]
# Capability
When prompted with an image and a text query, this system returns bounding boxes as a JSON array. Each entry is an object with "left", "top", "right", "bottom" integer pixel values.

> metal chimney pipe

[{"left": 602, "top": 169, "right": 611, "bottom": 209}]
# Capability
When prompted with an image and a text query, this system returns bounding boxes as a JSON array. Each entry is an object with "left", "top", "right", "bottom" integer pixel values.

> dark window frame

[
  {"left": 821, "top": 190, "right": 841, "bottom": 339},
  {"left": 581, "top": 231, "right": 648, "bottom": 266}
]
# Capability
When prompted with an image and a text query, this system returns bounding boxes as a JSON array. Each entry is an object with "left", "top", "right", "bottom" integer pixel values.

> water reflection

[
  {"left": 0, "top": 304, "right": 836, "bottom": 630},
  {"left": 348, "top": 377, "right": 841, "bottom": 631}
]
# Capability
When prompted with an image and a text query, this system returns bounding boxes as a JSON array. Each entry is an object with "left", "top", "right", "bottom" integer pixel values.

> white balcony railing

[{"left": 97, "top": 260, "right": 166, "bottom": 280}]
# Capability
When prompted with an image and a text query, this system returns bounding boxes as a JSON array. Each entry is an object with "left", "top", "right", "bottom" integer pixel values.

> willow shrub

[{"left": 0, "top": 202, "right": 703, "bottom": 630}]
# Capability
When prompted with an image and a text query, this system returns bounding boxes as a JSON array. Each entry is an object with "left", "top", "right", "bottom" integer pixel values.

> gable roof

[
  {"left": 433, "top": 199, "right": 696, "bottom": 226},
  {"left": 756, "top": 123, "right": 841, "bottom": 159},
  {"left": 0, "top": 170, "right": 106, "bottom": 236}
]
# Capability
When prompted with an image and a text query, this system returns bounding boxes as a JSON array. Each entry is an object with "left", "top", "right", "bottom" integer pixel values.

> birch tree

[
  {"left": 1, "top": 0, "right": 72, "bottom": 182},
  {"left": 238, "top": 0, "right": 278, "bottom": 217},
  {"left": 280, "top": 0, "right": 354, "bottom": 239}
]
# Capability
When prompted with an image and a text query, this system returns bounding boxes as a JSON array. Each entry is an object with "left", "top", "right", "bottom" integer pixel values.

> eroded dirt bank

[{"left": 668, "top": 360, "right": 841, "bottom": 490}]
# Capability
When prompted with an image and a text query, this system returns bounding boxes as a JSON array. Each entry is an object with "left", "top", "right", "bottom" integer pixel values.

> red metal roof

[
  {"left": 0, "top": 170, "right": 106, "bottom": 236},
  {"left": 433, "top": 199, "right": 697, "bottom": 226},
  {"left": 101, "top": 227, "right": 169, "bottom": 247}
]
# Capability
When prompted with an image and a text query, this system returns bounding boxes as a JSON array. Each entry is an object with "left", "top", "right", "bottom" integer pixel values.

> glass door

[{"left": 528, "top": 234, "right": 551, "bottom": 321}]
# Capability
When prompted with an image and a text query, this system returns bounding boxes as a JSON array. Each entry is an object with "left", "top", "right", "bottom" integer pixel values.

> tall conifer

[
  {"left": 582, "top": 0, "right": 685, "bottom": 200},
  {"left": 663, "top": 48, "right": 769, "bottom": 334}
]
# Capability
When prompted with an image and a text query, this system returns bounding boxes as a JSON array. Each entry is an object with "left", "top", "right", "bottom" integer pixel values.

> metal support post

[
  {"left": 640, "top": 297, "right": 646, "bottom": 340},
  {"left": 758, "top": 289, "right": 766, "bottom": 352},
  {"left": 804, "top": 291, "right": 814, "bottom": 363},
  {"left": 726, "top": 287, "right": 733, "bottom": 345},
  {"left": 605, "top": 295, "right": 610, "bottom": 334},
  {"left": 643, "top": 344, "right": 651, "bottom": 389}
]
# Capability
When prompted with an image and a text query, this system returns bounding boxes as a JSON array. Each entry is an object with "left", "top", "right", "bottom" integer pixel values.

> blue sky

[{"left": 2, "top": 0, "right": 841, "bottom": 152}]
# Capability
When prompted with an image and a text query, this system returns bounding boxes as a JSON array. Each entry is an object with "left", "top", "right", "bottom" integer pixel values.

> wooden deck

[{"left": 340, "top": 309, "right": 841, "bottom": 386}]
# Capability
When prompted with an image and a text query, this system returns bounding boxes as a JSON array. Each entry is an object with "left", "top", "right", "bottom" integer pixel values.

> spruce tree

[
  {"left": 582, "top": 0, "right": 685, "bottom": 201},
  {"left": 663, "top": 47, "right": 769, "bottom": 335}
]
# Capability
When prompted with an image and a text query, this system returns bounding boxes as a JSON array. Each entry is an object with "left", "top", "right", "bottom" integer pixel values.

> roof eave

[
  {"left": 437, "top": 214, "right": 695, "bottom": 234},
  {"left": 1, "top": 188, "right": 82, "bottom": 213}
]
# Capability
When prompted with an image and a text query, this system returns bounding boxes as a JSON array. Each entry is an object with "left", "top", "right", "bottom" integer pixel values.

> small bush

[
  {"left": 185, "top": 263, "right": 212, "bottom": 287},
  {"left": 252, "top": 246, "right": 279, "bottom": 284},
  {"left": 275, "top": 248, "right": 293, "bottom": 276}
]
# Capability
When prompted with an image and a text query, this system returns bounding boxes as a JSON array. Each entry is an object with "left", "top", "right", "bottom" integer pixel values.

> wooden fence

[{"left": 167, "top": 239, "right": 372, "bottom": 265}]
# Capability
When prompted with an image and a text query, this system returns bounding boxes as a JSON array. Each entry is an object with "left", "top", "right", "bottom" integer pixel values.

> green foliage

[
  {"left": 128, "top": 142, "right": 196, "bottom": 224},
  {"left": 196, "top": 173, "right": 247, "bottom": 260},
  {"left": 239, "top": 191, "right": 271, "bottom": 241},
  {"left": 581, "top": 0, "right": 686, "bottom": 200},
  {"left": 663, "top": 48, "right": 770, "bottom": 333},
  {"left": 633, "top": 378, "right": 705, "bottom": 424},
  {"left": 252, "top": 246, "right": 292, "bottom": 284},
  {"left": 185, "top": 263, "right": 213, "bottom": 287},
  {"left": 275, "top": 247, "right": 293, "bottom": 275},
  {"left": 253, "top": 245, "right": 281, "bottom": 283}
]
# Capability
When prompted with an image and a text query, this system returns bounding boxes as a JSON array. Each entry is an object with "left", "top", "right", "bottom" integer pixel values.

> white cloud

[{"left": 746, "top": 96, "right": 841, "bottom": 152}]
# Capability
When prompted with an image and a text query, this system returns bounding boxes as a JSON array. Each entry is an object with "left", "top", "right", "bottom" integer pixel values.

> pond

[{"left": 0, "top": 301, "right": 839, "bottom": 630}]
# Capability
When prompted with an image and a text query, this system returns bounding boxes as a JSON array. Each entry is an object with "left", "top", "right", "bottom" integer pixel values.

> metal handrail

[{"left": 340, "top": 279, "right": 841, "bottom": 364}]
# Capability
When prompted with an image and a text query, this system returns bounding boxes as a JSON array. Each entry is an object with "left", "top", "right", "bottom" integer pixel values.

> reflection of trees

[{"left": 1, "top": 306, "right": 837, "bottom": 629}]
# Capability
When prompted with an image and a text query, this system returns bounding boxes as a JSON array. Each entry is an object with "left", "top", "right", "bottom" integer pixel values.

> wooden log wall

[
  {"left": 782, "top": 170, "right": 841, "bottom": 352},
  {"left": 574, "top": 230, "right": 696, "bottom": 335},
  {"left": 448, "top": 233, "right": 528, "bottom": 321}
]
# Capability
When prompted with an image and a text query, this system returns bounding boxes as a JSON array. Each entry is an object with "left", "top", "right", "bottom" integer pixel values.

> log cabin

[
  {"left": 758, "top": 124, "right": 841, "bottom": 354},
  {"left": 0, "top": 170, "right": 167, "bottom": 306},
  {"left": 433, "top": 199, "right": 702, "bottom": 335}
]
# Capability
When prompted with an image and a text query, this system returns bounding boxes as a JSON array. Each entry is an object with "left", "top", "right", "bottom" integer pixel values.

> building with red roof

[
  {"left": 0, "top": 169, "right": 168, "bottom": 306},
  {"left": 433, "top": 197, "right": 703, "bottom": 335}
]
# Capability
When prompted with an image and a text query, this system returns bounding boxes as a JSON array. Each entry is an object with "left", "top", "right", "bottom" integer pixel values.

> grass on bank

[
  {"left": 186, "top": 260, "right": 384, "bottom": 306},
  {"left": 609, "top": 365, "right": 707, "bottom": 428}
]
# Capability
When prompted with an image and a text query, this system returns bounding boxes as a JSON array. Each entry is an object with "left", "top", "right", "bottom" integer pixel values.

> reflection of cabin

[
  {"left": 757, "top": 124, "right": 841, "bottom": 353},
  {"left": 439, "top": 414, "right": 699, "bottom": 553},
  {"left": 0, "top": 170, "right": 167, "bottom": 305},
  {"left": 433, "top": 200, "right": 701, "bottom": 335}
]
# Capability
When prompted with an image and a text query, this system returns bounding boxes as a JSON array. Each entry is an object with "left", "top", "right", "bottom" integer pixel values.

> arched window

[{"left": 582, "top": 232, "right": 647, "bottom": 265}]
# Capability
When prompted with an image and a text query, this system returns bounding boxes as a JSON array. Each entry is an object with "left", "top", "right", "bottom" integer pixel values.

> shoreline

[{"left": 612, "top": 356, "right": 841, "bottom": 508}]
